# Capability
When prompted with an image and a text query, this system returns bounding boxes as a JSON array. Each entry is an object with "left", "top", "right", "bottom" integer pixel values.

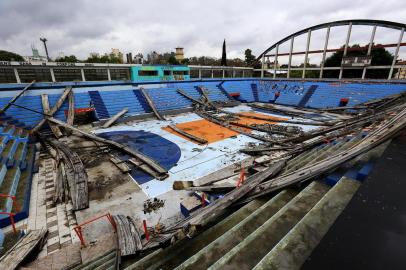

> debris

[
  {"left": 102, "top": 108, "right": 128, "bottom": 128},
  {"left": 143, "top": 198, "right": 165, "bottom": 214}
]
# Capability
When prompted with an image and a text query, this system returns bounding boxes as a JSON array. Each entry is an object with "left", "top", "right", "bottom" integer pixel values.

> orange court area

[{"left": 163, "top": 112, "right": 288, "bottom": 144}]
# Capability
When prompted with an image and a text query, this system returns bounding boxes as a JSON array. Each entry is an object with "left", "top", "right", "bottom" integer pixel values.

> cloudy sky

[{"left": 0, "top": 0, "right": 405, "bottom": 63}]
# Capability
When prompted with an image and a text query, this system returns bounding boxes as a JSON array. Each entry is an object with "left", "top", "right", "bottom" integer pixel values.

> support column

[
  {"left": 302, "top": 29, "right": 312, "bottom": 79},
  {"left": 232, "top": 69, "right": 235, "bottom": 78},
  {"left": 199, "top": 68, "right": 202, "bottom": 79},
  {"left": 13, "top": 68, "right": 21, "bottom": 83},
  {"left": 362, "top": 25, "right": 377, "bottom": 79},
  {"left": 242, "top": 70, "right": 245, "bottom": 78},
  {"left": 388, "top": 27, "right": 404, "bottom": 80},
  {"left": 222, "top": 69, "right": 225, "bottom": 78},
  {"left": 287, "top": 37, "right": 294, "bottom": 79},
  {"left": 81, "top": 68, "right": 86, "bottom": 81},
  {"left": 261, "top": 54, "right": 265, "bottom": 78},
  {"left": 211, "top": 70, "right": 214, "bottom": 78},
  {"left": 107, "top": 68, "right": 111, "bottom": 81},
  {"left": 320, "top": 26, "right": 330, "bottom": 79},
  {"left": 273, "top": 44, "right": 279, "bottom": 79},
  {"left": 50, "top": 68, "right": 56, "bottom": 82},
  {"left": 339, "top": 23, "right": 352, "bottom": 80}
]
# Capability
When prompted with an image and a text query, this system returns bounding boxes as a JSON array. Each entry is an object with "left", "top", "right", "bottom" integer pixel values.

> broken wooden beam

[
  {"left": 113, "top": 215, "right": 142, "bottom": 256},
  {"left": 32, "top": 86, "right": 72, "bottom": 133},
  {"left": 67, "top": 91, "right": 75, "bottom": 126},
  {"left": 0, "top": 80, "right": 35, "bottom": 113},
  {"left": 41, "top": 94, "right": 63, "bottom": 138},
  {"left": 102, "top": 108, "right": 128, "bottom": 128},
  {"left": 46, "top": 117, "right": 168, "bottom": 179},
  {"left": 110, "top": 154, "right": 131, "bottom": 173},
  {"left": 167, "top": 124, "right": 208, "bottom": 144},
  {"left": 140, "top": 88, "right": 165, "bottom": 120},
  {"left": 177, "top": 89, "right": 205, "bottom": 106},
  {"left": 0, "top": 229, "right": 47, "bottom": 270}
]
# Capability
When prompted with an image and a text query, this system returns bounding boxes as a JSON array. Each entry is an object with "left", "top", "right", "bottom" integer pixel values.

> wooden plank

[
  {"left": 177, "top": 89, "right": 205, "bottom": 105},
  {"left": 0, "top": 229, "right": 47, "bottom": 270},
  {"left": 110, "top": 154, "right": 131, "bottom": 173},
  {"left": 140, "top": 88, "right": 165, "bottom": 120},
  {"left": 113, "top": 215, "right": 142, "bottom": 256},
  {"left": 67, "top": 91, "right": 75, "bottom": 126},
  {"left": 32, "top": 86, "right": 72, "bottom": 133},
  {"left": 187, "top": 160, "right": 286, "bottom": 228},
  {"left": 41, "top": 94, "right": 63, "bottom": 138},
  {"left": 167, "top": 124, "right": 208, "bottom": 144},
  {"left": 102, "top": 108, "right": 128, "bottom": 128},
  {"left": 128, "top": 158, "right": 164, "bottom": 180},
  {"left": 46, "top": 117, "right": 168, "bottom": 179},
  {"left": 0, "top": 80, "right": 35, "bottom": 113}
]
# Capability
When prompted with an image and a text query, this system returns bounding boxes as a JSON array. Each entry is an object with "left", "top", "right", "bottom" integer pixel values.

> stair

[
  {"left": 133, "top": 90, "right": 152, "bottom": 113},
  {"left": 298, "top": 85, "right": 318, "bottom": 107},
  {"left": 88, "top": 91, "right": 110, "bottom": 119},
  {"left": 251, "top": 83, "right": 259, "bottom": 102},
  {"left": 70, "top": 249, "right": 116, "bottom": 270}
]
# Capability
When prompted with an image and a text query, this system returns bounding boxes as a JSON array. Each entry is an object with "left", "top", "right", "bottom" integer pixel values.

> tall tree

[
  {"left": 55, "top": 55, "right": 79, "bottom": 63},
  {"left": 244, "top": 49, "right": 261, "bottom": 68},
  {"left": 221, "top": 39, "right": 227, "bottom": 66},
  {"left": 0, "top": 50, "right": 24, "bottom": 61}
]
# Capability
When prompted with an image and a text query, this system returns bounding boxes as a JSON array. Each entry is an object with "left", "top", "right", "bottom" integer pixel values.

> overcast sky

[{"left": 0, "top": 0, "right": 405, "bottom": 62}]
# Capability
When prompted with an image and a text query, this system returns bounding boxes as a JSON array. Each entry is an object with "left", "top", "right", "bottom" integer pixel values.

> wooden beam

[
  {"left": 167, "top": 124, "right": 208, "bottom": 144},
  {"left": 41, "top": 94, "right": 63, "bottom": 138},
  {"left": 102, "top": 108, "right": 128, "bottom": 128},
  {"left": 46, "top": 117, "right": 168, "bottom": 179},
  {"left": 67, "top": 91, "right": 75, "bottom": 126},
  {"left": 32, "top": 86, "right": 72, "bottom": 133},
  {"left": 0, "top": 80, "right": 35, "bottom": 113},
  {"left": 113, "top": 215, "right": 142, "bottom": 256},
  {"left": 140, "top": 88, "right": 165, "bottom": 120},
  {"left": 177, "top": 89, "right": 205, "bottom": 105},
  {"left": 0, "top": 229, "right": 47, "bottom": 270}
]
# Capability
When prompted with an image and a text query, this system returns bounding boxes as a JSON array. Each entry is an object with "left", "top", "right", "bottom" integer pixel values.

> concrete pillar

[
  {"left": 287, "top": 37, "right": 294, "bottom": 79},
  {"left": 50, "top": 68, "right": 56, "bottom": 82},
  {"left": 320, "top": 26, "right": 330, "bottom": 79},
  {"left": 242, "top": 70, "right": 245, "bottom": 78},
  {"left": 273, "top": 44, "right": 279, "bottom": 79},
  {"left": 303, "top": 29, "right": 312, "bottom": 79},
  {"left": 107, "top": 68, "right": 112, "bottom": 81},
  {"left": 261, "top": 54, "right": 265, "bottom": 78},
  {"left": 211, "top": 70, "right": 214, "bottom": 78},
  {"left": 198, "top": 68, "right": 202, "bottom": 79},
  {"left": 362, "top": 25, "right": 377, "bottom": 79},
  {"left": 13, "top": 68, "right": 21, "bottom": 83},
  {"left": 339, "top": 23, "right": 352, "bottom": 80},
  {"left": 222, "top": 69, "right": 225, "bottom": 78},
  {"left": 388, "top": 27, "right": 404, "bottom": 80},
  {"left": 81, "top": 68, "right": 86, "bottom": 81}
]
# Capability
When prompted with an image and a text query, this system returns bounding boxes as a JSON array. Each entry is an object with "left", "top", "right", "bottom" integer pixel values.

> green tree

[
  {"left": 167, "top": 55, "right": 179, "bottom": 65},
  {"left": 0, "top": 50, "right": 24, "bottom": 61},
  {"left": 324, "top": 44, "right": 393, "bottom": 79},
  {"left": 55, "top": 55, "right": 79, "bottom": 63},
  {"left": 244, "top": 49, "right": 261, "bottom": 68}
]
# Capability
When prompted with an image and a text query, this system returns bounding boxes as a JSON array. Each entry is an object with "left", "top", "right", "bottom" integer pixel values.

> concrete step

[
  {"left": 285, "top": 143, "right": 334, "bottom": 173},
  {"left": 174, "top": 189, "right": 298, "bottom": 270},
  {"left": 71, "top": 250, "right": 115, "bottom": 270},
  {"left": 126, "top": 197, "right": 269, "bottom": 270},
  {"left": 253, "top": 177, "right": 361, "bottom": 270},
  {"left": 207, "top": 181, "right": 330, "bottom": 270}
]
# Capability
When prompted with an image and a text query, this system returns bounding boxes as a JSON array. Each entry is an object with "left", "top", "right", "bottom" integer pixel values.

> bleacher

[{"left": 0, "top": 122, "right": 35, "bottom": 228}]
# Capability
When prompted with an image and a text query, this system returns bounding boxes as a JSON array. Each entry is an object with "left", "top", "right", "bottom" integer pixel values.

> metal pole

[
  {"left": 273, "top": 44, "right": 279, "bottom": 79},
  {"left": 287, "top": 37, "right": 294, "bottom": 79},
  {"left": 320, "top": 26, "right": 330, "bottom": 79},
  {"left": 13, "top": 68, "right": 21, "bottom": 83},
  {"left": 362, "top": 25, "right": 377, "bottom": 79},
  {"left": 339, "top": 22, "right": 352, "bottom": 79},
  {"left": 261, "top": 54, "right": 265, "bottom": 78},
  {"left": 388, "top": 27, "right": 404, "bottom": 80},
  {"left": 303, "top": 29, "right": 312, "bottom": 79}
]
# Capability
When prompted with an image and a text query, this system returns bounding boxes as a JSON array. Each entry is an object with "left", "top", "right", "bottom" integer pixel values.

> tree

[
  {"left": 324, "top": 44, "right": 393, "bottom": 79},
  {"left": 55, "top": 55, "right": 79, "bottom": 63},
  {"left": 244, "top": 49, "right": 261, "bottom": 68},
  {"left": 85, "top": 54, "right": 122, "bottom": 64},
  {"left": 0, "top": 50, "right": 24, "bottom": 61},
  {"left": 221, "top": 39, "right": 227, "bottom": 66},
  {"left": 167, "top": 55, "right": 179, "bottom": 65}
]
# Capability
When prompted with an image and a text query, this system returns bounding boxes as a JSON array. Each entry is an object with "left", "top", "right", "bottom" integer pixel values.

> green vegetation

[
  {"left": 55, "top": 55, "right": 79, "bottom": 63},
  {"left": 0, "top": 50, "right": 24, "bottom": 61}
]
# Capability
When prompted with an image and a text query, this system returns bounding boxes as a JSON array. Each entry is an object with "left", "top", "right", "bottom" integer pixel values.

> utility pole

[{"left": 40, "top": 37, "right": 50, "bottom": 61}]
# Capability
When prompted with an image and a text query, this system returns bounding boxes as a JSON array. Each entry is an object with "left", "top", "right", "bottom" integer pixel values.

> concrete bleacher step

[
  {"left": 71, "top": 249, "right": 116, "bottom": 270},
  {"left": 126, "top": 197, "right": 270, "bottom": 270},
  {"left": 284, "top": 143, "right": 334, "bottom": 173},
  {"left": 283, "top": 144, "right": 329, "bottom": 172},
  {"left": 252, "top": 177, "right": 361, "bottom": 270},
  {"left": 173, "top": 189, "right": 298, "bottom": 270},
  {"left": 205, "top": 181, "right": 330, "bottom": 270}
]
